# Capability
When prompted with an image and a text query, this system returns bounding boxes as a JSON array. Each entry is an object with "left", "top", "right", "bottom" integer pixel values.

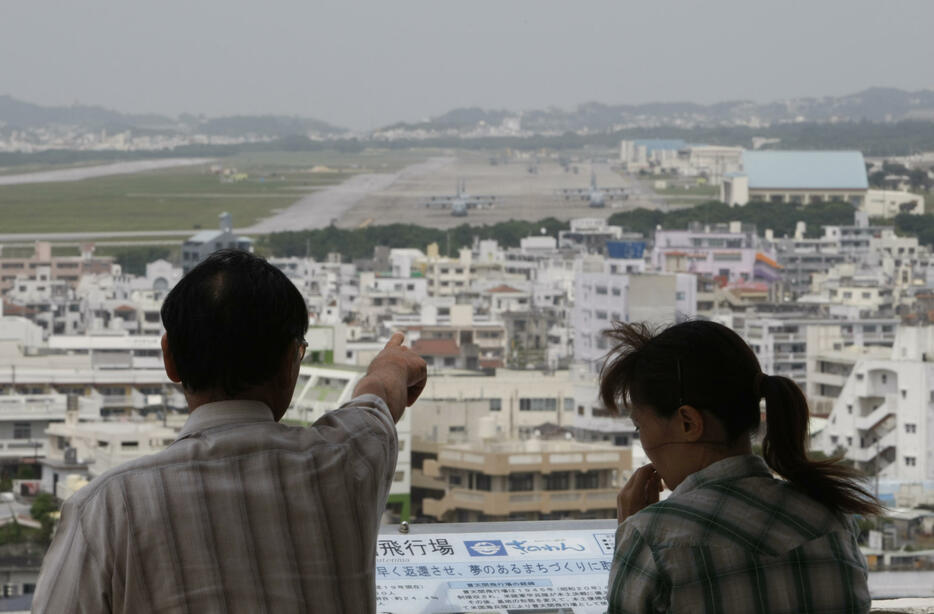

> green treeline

[
  {"left": 258, "top": 218, "right": 571, "bottom": 260},
  {"left": 607, "top": 201, "right": 860, "bottom": 239},
  {"left": 103, "top": 203, "right": 934, "bottom": 267}
]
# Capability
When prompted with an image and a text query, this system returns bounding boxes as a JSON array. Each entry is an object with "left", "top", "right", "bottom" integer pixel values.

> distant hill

[
  {"left": 0, "top": 95, "right": 347, "bottom": 137},
  {"left": 383, "top": 88, "right": 934, "bottom": 134},
  {"left": 0, "top": 95, "right": 173, "bottom": 130}
]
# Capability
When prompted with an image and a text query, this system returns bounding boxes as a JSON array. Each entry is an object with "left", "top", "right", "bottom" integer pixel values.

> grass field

[
  {"left": 654, "top": 185, "right": 719, "bottom": 197},
  {"left": 0, "top": 149, "right": 429, "bottom": 234}
]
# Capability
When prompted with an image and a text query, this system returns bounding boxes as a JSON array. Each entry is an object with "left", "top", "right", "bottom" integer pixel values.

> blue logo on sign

[{"left": 464, "top": 540, "right": 507, "bottom": 556}]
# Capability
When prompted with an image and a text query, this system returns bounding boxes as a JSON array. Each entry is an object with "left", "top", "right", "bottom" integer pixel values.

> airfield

[
  {"left": 335, "top": 152, "right": 672, "bottom": 229},
  {"left": 0, "top": 149, "right": 708, "bottom": 245}
]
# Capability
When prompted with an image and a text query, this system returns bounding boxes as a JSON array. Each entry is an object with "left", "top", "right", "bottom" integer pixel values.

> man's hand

[
  {"left": 617, "top": 464, "right": 664, "bottom": 524},
  {"left": 353, "top": 333, "right": 427, "bottom": 422}
]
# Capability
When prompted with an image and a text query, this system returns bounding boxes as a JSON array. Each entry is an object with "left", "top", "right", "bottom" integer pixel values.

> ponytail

[{"left": 760, "top": 374, "right": 882, "bottom": 516}]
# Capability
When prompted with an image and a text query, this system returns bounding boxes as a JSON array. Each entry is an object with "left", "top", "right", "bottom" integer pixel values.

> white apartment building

[
  {"left": 572, "top": 265, "right": 697, "bottom": 372},
  {"left": 0, "top": 394, "right": 99, "bottom": 467},
  {"left": 741, "top": 316, "right": 898, "bottom": 390},
  {"left": 409, "top": 368, "right": 577, "bottom": 444},
  {"left": 43, "top": 412, "right": 177, "bottom": 493},
  {"left": 814, "top": 326, "right": 934, "bottom": 502}
]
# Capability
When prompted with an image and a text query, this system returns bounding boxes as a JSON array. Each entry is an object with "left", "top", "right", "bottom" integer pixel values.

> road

[
  {"left": 241, "top": 156, "right": 455, "bottom": 233},
  {"left": 0, "top": 158, "right": 212, "bottom": 186}
]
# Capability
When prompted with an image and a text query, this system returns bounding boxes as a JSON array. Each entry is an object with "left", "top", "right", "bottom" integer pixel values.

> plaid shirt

[{"left": 608, "top": 455, "right": 870, "bottom": 614}]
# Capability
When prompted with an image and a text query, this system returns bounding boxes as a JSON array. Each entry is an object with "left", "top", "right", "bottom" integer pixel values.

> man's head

[{"left": 160, "top": 250, "right": 308, "bottom": 418}]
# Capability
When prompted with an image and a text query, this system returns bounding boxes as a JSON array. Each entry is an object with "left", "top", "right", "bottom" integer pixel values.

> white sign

[{"left": 375, "top": 528, "right": 615, "bottom": 613}]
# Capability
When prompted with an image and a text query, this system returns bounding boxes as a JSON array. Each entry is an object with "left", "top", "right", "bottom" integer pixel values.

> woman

[{"left": 602, "top": 320, "right": 880, "bottom": 614}]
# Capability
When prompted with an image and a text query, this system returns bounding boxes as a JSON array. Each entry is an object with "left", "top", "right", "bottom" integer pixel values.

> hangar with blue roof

[{"left": 721, "top": 150, "right": 869, "bottom": 207}]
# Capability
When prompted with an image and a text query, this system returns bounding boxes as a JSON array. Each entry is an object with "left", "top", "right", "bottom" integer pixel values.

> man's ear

[
  {"left": 677, "top": 405, "right": 705, "bottom": 442},
  {"left": 161, "top": 333, "right": 182, "bottom": 383}
]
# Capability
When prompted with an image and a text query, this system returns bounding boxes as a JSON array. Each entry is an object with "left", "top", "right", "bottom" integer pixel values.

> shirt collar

[
  {"left": 670, "top": 454, "right": 773, "bottom": 498},
  {"left": 177, "top": 400, "right": 275, "bottom": 440}
]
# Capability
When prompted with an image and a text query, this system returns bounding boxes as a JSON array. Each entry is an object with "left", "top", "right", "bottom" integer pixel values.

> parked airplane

[
  {"left": 554, "top": 170, "right": 627, "bottom": 208},
  {"left": 421, "top": 179, "right": 497, "bottom": 216}
]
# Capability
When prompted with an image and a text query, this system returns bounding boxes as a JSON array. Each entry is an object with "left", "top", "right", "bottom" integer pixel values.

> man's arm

[
  {"left": 352, "top": 332, "right": 427, "bottom": 423},
  {"left": 33, "top": 499, "right": 111, "bottom": 613}
]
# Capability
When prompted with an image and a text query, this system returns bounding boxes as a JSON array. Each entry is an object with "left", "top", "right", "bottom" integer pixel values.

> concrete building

[
  {"left": 814, "top": 325, "right": 934, "bottom": 503},
  {"left": 420, "top": 438, "right": 630, "bottom": 522},
  {"left": 741, "top": 316, "right": 898, "bottom": 391},
  {"left": 572, "top": 265, "right": 696, "bottom": 373},
  {"left": 652, "top": 222, "right": 781, "bottom": 284},
  {"left": 0, "top": 242, "right": 112, "bottom": 294},
  {"left": 864, "top": 189, "right": 926, "bottom": 218},
  {"left": 390, "top": 305, "right": 507, "bottom": 371},
  {"left": 557, "top": 218, "right": 626, "bottom": 253},
  {"left": 722, "top": 151, "right": 869, "bottom": 207},
  {"left": 181, "top": 212, "right": 253, "bottom": 274},
  {"left": 43, "top": 409, "right": 177, "bottom": 489}
]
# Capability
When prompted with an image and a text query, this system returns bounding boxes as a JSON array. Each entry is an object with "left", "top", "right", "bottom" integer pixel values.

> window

[
  {"left": 595, "top": 310, "right": 607, "bottom": 320},
  {"left": 13, "top": 423, "right": 31, "bottom": 439},
  {"left": 675, "top": 291, "right": 685, "bottom": 301},
  {"left": 545, "top": 472, "right": 570, "bottom": 491},
  {"left": 881, "top": 374, "right": 887, "bottom": 384},
  {"left": 575, "top": 471, "right": 600, "bottom": 490},
  {"left": 393, "top": 471, "right": 405, "bottom": 482},
  {"left": 595, "top": 286, "right": 607, "bottom": 295},
  {"left": 450, "top": 474, "right": 462, "bottom": 486},
  {"left": 475, "top": 474, "right": 491, "bottom": 491},
  {"left": 563, "top": 398, "right": 574, "bottom": 411},
  {"left": 519, "top": 398, "right": 557, "bottom": 411},
  {"left": 905, "top": 423, "right": 917, "bottom": 434},
  {"left": 509, "top": 473, "right": 534, "bottom": 491},
  {"left": 611, "top": 287, "right": 621, "bottom": 296},
  {"left": 489, "top": 398, "right": 502, "bottom": 412},
  {"left": 905, "top": 456, "right": 916, "bottom": 467}
]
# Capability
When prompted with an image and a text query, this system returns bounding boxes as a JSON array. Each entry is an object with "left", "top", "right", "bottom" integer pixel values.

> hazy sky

[{"left": 2, "top": 0, "right": 933, "bottom": 130}]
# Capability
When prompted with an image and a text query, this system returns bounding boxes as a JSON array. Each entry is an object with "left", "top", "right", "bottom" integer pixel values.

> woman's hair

[{"left": 599, "top": 320, "right": 881, "bottom": 516}]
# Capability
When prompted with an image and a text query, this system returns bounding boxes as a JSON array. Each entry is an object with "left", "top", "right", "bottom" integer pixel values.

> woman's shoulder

[{"left": 625, "top": 473, "right": 850, "bottom": 552}]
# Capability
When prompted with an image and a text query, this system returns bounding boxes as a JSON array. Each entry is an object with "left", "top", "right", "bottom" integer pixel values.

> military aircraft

[
  {"left": 421, "top": 179, "right": 497, "bottom": 216},
  {"left": 554, "top": 170, "right": 627, "bottom": 208}
]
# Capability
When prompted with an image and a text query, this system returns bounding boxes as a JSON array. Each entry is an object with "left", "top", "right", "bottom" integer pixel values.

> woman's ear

[{"left": 677, "top": 404, "right": 705, "bottom": 442}]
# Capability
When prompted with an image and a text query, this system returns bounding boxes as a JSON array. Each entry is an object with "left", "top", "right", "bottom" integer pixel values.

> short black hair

[{"left": 161, "top": 249, "right": 308, "bottom": 396}]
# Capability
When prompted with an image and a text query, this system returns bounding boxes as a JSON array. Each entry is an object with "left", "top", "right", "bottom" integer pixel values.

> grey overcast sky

[{"left": 2, "top": 0, "right": 933, "bottom": 130}]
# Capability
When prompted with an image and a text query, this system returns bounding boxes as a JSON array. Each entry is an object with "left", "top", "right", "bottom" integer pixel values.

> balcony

[
  {"left": 0, "top": 439, "right": 46, "bottom": 459},
  {"left": 423, "top": 487, "right": 618, "bottom": 518},
  {"left": 423, "top": 447, "right": 627, "bottom": 478}
]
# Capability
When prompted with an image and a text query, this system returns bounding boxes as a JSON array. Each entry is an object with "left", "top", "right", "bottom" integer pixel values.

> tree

[{"left": 30, "top": 493, "right": 58, "bottom": 522}]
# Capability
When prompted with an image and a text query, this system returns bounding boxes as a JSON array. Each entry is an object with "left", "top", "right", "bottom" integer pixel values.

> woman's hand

[{"left": 617, "top": 464, "right": 664, "bottom": 523}]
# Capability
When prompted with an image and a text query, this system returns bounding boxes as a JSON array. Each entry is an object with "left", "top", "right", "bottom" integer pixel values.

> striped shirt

[
  {"left": 33, "top": 394, "right": 397, "bottom": 614},
  {"left": 608, "top": 455, "right": 870, "bottom": 614}
]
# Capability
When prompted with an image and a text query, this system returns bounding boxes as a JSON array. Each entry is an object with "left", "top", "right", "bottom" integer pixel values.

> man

[{"left": 33, "top": 250, "right": 427, "bottom": 613}]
